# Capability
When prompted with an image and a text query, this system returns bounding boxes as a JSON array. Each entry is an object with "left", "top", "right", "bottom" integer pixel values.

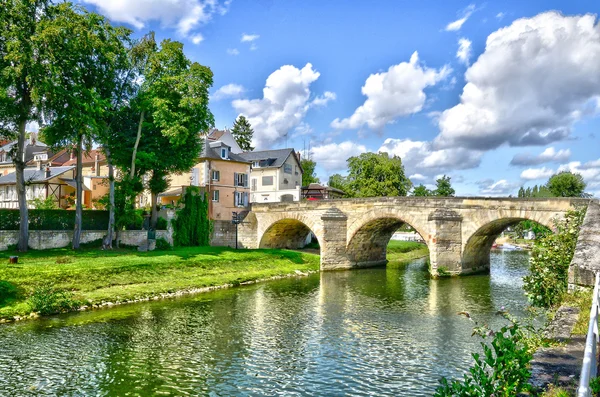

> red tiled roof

[{"left": 62, "top": 149, "right": 106, "bottom": 166}]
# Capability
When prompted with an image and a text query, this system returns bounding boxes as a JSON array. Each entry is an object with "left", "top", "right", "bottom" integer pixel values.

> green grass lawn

[
  {"left": 0, "top": 246, "right": 320, "bottom": 320},
  {"left": 386, "top": 240, "right": 429, "bottom": 267}
]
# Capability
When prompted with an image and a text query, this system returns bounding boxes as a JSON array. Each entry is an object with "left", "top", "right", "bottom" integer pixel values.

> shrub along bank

[{"left": 0, "top": 246, "right": 319, "bottom": 320}]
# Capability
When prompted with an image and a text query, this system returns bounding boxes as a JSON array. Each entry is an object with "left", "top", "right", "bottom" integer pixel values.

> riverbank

[
  {"left": 387, "top": 240, "right": 429, "bottom": 266},
  {"left": 0, "top": 246, "right": 320, "bottom": 321}
]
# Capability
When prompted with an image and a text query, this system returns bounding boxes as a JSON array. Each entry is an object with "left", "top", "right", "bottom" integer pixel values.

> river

[{"left": 0, "top": 250, "right": 533, "bottom": 396}]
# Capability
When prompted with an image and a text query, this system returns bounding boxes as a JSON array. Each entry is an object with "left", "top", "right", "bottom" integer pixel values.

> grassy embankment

[
  {"left": 0, "top": 246, "right": 319, "bottom": 320},
  {"left": 386, "top": 240, "right": 429, "bottom": 267}
]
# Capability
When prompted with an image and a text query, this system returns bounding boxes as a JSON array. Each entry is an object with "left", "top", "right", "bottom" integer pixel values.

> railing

[{"left": 578, "top": 272, "right": 600, "bottom": 397}]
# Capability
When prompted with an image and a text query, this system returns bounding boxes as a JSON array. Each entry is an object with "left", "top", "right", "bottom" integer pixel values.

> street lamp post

[{"left": 232, "top": 211, "right": 241, "bottom": 249}]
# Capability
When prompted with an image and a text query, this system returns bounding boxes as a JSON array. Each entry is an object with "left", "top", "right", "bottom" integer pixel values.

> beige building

[
  {"left": 161, "top": 137, "right": 251, "bottom": 220},
  {"left": 238, "top": 149, "right": 303, "bottom": 203}
]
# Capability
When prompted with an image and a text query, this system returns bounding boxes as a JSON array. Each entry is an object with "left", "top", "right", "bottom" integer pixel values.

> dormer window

[
  {"left": 221, "top": 148, "right": 227, "bottom": 159},
  {"left": 252, "top": 161, "right": 260, "bottom": 168}
]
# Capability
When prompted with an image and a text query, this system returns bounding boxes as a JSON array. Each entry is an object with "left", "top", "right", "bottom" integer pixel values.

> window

[
  {"left": 212, "top": 170, "right": 220, "bottom": 181},
  {"left": 284, "top": 164, "right": 292, "bottom": 174},
  {"left": 252, "top": 161, "right": 260, "bottom": 168},
  {"left": 234, "top": 191, "right": 248, "bottom": 207},
  {"left": 251, "top": 178, "right": 257, "bottom": 191},
  {"left": 212, "top": 190, "right": 219, "bottom": 202},
  {"left": 262, "top": 176, "right": 273, "bottom": 186},
  {"left": 234, "top": 172, "right": 247, "bottom": 187},
  {"left": 221, "top": 148, "right": 227, "bottom": 159}
]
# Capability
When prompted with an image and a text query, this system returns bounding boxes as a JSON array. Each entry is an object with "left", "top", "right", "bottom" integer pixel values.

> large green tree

[
  {"left": 231, "top": 115, "right": 254, "bottom": 151},
  {"left": 38, "top": 3, "right": 130, "bottom": 249},
  {"left": 345, "top": 152, "right": 411, "bottom": 197},
  {"left": 546, "top": 171, "right": 587, "bottom": 198},
  {"left": 0, "top": 0, "right": 50, "bottom": 251},
  {"left": 301, "top": 158, "right": 319, "bottom": 187},
  {"left": 433, "top": 175, "right": 455, "bottom": 197},
  {"left": 107, "top": 39, "right": 214, "bottom": 229},
  {"left": 328, "top": 174, "right": 350, "bottom": 196},
  {"left": 412, "top": 184, "right": 432, "bottom": 197}
]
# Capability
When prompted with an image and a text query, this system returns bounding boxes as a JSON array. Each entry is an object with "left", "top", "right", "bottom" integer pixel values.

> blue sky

[{"left": 80, "top": 0, "right": 600, "bottom": 197}]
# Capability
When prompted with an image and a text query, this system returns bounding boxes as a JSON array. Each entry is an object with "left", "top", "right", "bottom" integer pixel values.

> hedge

[{"left": 0, "top": 210, "right": 109, "bottom": 231}]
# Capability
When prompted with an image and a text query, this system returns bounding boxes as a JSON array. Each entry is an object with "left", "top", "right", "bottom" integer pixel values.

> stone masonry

[{"left": 229, "top": 197, "right": 592, "bottom": 278}]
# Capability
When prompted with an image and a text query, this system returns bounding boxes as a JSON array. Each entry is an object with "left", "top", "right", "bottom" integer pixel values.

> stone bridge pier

[{"left": 233, "top": 197, "right": 590, "bottom": 277}]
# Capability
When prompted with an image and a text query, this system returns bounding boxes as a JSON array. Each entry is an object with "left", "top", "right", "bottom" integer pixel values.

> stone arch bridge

[{"left": 236, "top": 197, "right": 590, "bottom": 276}]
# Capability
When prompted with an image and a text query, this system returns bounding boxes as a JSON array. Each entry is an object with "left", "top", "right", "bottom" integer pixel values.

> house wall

[
  {"left": 248, "top": 154, "right": 302, "bottom": 203},
  {"left": 0, "top": 169, "right": 75, "bottom": 209},
  {"left": 207, "top": 160, "right": 250, "bottom": 221}
]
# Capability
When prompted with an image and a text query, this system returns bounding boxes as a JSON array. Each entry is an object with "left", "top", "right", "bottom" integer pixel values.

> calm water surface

[{"left": 0, "top": 251, "right": 532, "bottom": 396}]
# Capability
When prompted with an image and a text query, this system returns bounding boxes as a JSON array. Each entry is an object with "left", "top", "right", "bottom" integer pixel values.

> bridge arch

[
  {"left": 345, "top": 209, "right": 431, "bottom": 267},
  {"left": 461, "top": 210, "right": 558, "bottom": 272},
  {"left": 258, "top": 213, "right": 323, "bottom": 250}
]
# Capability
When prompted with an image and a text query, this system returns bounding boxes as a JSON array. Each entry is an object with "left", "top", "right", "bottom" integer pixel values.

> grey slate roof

[
  {"left": 200, "top": 137, "right": 249, "bottom": 163},
  {"left": 0, "top": 166, "right": 74, "bottom": 185},
  {"left": 0, "top": 141, "right": 48, "bottom": 165},
  {"left": 238, "top": 149, "right": 296, "bottom": 169}
]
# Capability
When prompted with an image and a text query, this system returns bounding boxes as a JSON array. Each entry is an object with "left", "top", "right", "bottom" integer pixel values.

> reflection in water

[{"left": 0, "top": 251, "right": 532, "bottom": 396}]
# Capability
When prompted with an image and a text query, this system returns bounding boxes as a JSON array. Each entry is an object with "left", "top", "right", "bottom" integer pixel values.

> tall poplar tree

[{"left": 0, "top": 0, "right": 50, "bottom": 251}]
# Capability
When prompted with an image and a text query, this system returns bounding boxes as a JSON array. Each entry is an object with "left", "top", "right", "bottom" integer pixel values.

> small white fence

[{"left": 578, "top": 272, "right": 600, "bottom": 397}]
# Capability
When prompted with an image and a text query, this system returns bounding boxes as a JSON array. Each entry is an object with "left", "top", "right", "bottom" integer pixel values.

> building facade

[{"left": 239, "top": 149, "right": 303, "bottom": 203}]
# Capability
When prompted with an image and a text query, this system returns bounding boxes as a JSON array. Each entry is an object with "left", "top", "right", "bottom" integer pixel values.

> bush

[
  {"left": 435, "top": 316, "right": 533, "bottom": 397},
  {"left": 0, "top": 209, "right": 109, "bottom": 230},
  {"left": 0, "top": 281, "right": 18, "bottom": 305},
  {"left": 156, "top": 217, "right": 169, "bottom": 230},
  {"left": 28, "top": 285, "right": 80, "bottom": 315},
  {"left": 28, "top": 196, "right": 59, "bottom": 210},
  {"left": 172, "top": 187, "right": 211, "bottom": 247},
  {"left": 523, "top": 207, "right": 586, "bottom": 308},
  {"left": 155, "top": 237, "right": 171, "bottom": 250}
]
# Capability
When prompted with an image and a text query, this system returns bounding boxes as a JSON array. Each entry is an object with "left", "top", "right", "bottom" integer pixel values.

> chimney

[
  {"left": 94, "top": 153, "right": 99, "bottom": 176},
  {"left": 36, "top": 159, "right": 42, "bottom": 171},
  {"left": 70, "top": 150, "right": 75, "bottom": 161},
  {"left": 296, "top": 151, "right": 301, "bottom": 162},
  {"left": 44, "top": 166, "right": 51, "bottom": 179},
  {"left": 29, "top": 132, "right": 37, "bottom": 146}
]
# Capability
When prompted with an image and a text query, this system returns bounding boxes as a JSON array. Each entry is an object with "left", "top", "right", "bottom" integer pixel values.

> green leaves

[
  {"left": 435, "top": 318, "right": 534, "bottom": 397},
  {"left": 547, "top": 171, "right": 587, "bottom": 198},
  {"left": 345, "top": 152, "right": 412, "bottom": 197},
  {"left": 172, "top": 187, "right": 211, "bottom": 247},
  {"left": 231, "top": 115, "right": 255, "bottom": 152},
  {"left": 301, "top": 159, "right": 319, "bottom": 187},
  {"left": 523, "top": 206, "right": 586, "bottom": 308}
]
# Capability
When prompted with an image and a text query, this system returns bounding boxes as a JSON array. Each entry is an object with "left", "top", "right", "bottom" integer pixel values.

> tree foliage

[
  {"left": 301, "top": 159, "right": 319, "bottom": 187},
  {"left": 523, "top": 206, "right": 586, "bottom": 308},
  {"left": 344, "top": 152, "right": 412, "bottom": 198},
  {"left": 412, "top": 184, "right": 432, "bottom": 197},
  {"left": 546, "top": 171, "right": 587, "bottom": 198},
  {"left": 434, "top": 175, "right": 455, "bottom": 197},
  {"left": 0, "top": 0, "right": 51, "bottom": 251},
  {"left": 172, "top": 187, "right": 211, "bottom": 247},
  {"left": 231, "top": 115, "right": 254, "bottom": 151},
  {"left": 328, "top": 174, "right": 350, "bottom": 196}
]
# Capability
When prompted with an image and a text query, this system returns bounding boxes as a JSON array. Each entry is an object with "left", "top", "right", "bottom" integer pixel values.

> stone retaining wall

[
  {"left": 0, "top": 229, "right": 172, "bottom": 251},
  {"left": 569, "top": 199, "right": 600, "bottom": 288}
]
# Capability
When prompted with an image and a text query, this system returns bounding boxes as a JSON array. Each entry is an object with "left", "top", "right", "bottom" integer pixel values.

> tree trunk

[
  {"left": 72, "top": 134, "right": 83, "bottom": 249},
  {"left": 15, "top": 118, "right": 29, "bottom": 252},
  {"left": 150, "top": 191, "right": 158, "bottom": 229},
  {"left": 130, "top": 110, "right": 144, "bottom": 179},
  {"left": 105, "top": 147, "right": 115, "bottom": 249}
]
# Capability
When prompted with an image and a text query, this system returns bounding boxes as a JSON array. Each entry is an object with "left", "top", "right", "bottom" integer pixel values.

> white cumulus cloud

[
  {"left": 510, "top": 147, "right": 571, "bottom": 166},
  {"left": 311, "top": 91, "right": 337, "bottom": 107},
  {"left": 478, "top": 179, "right": 519, "bottom": 196},
  {"left": 226, "top": 48, "right": 239, "bottom": 55},
  {"left": 520, "top": 167, "right": 555, "bottom": 180},
  {"left": 436, "top": 12, "right": 600, "bottom": 151},
  {"left": 232, "top": 63, "right": 329, "bottom": 149},
  {"left": 378, "top": 138, "right": 482, "bottom": 178},
  {"left": 445, "top": 4, "right": 476, "bottom": 31},
  {"left": 311, "top": 141, "right": 367, "bottom": 172},
  {"left": 331, "top": 52, "right": 450, "bottom": 131},
  {"left": 241, "top": 33, "right": 259, "bottom": 42},
  {"left": 213, "top": 83, "right": 245, "bottom": 100},
  {"left": 456, "top": 38, "right": 472, "bottom": 65},
  {"left": 81, "top": 0, "right": 229, "bottom": 39}
]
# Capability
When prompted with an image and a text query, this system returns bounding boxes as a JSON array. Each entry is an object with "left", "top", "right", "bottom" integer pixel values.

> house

[
  {"left": 301, "top": 183, "right": 346, "bottom": 200},
  {"left": 238, "top": 149, "right": 303, "bottom": 203},
  {"left": 60, "top": 149, "right": 109, "bottom": 208},
  {"left": 160, "top": 135, "right": 251, "bottom": 220},
  {"left": 0, "top": 164, "right": 78, "bottom": 209},
  {"left": 0, "top": 135, "right": 48, "bottom": 176}
]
